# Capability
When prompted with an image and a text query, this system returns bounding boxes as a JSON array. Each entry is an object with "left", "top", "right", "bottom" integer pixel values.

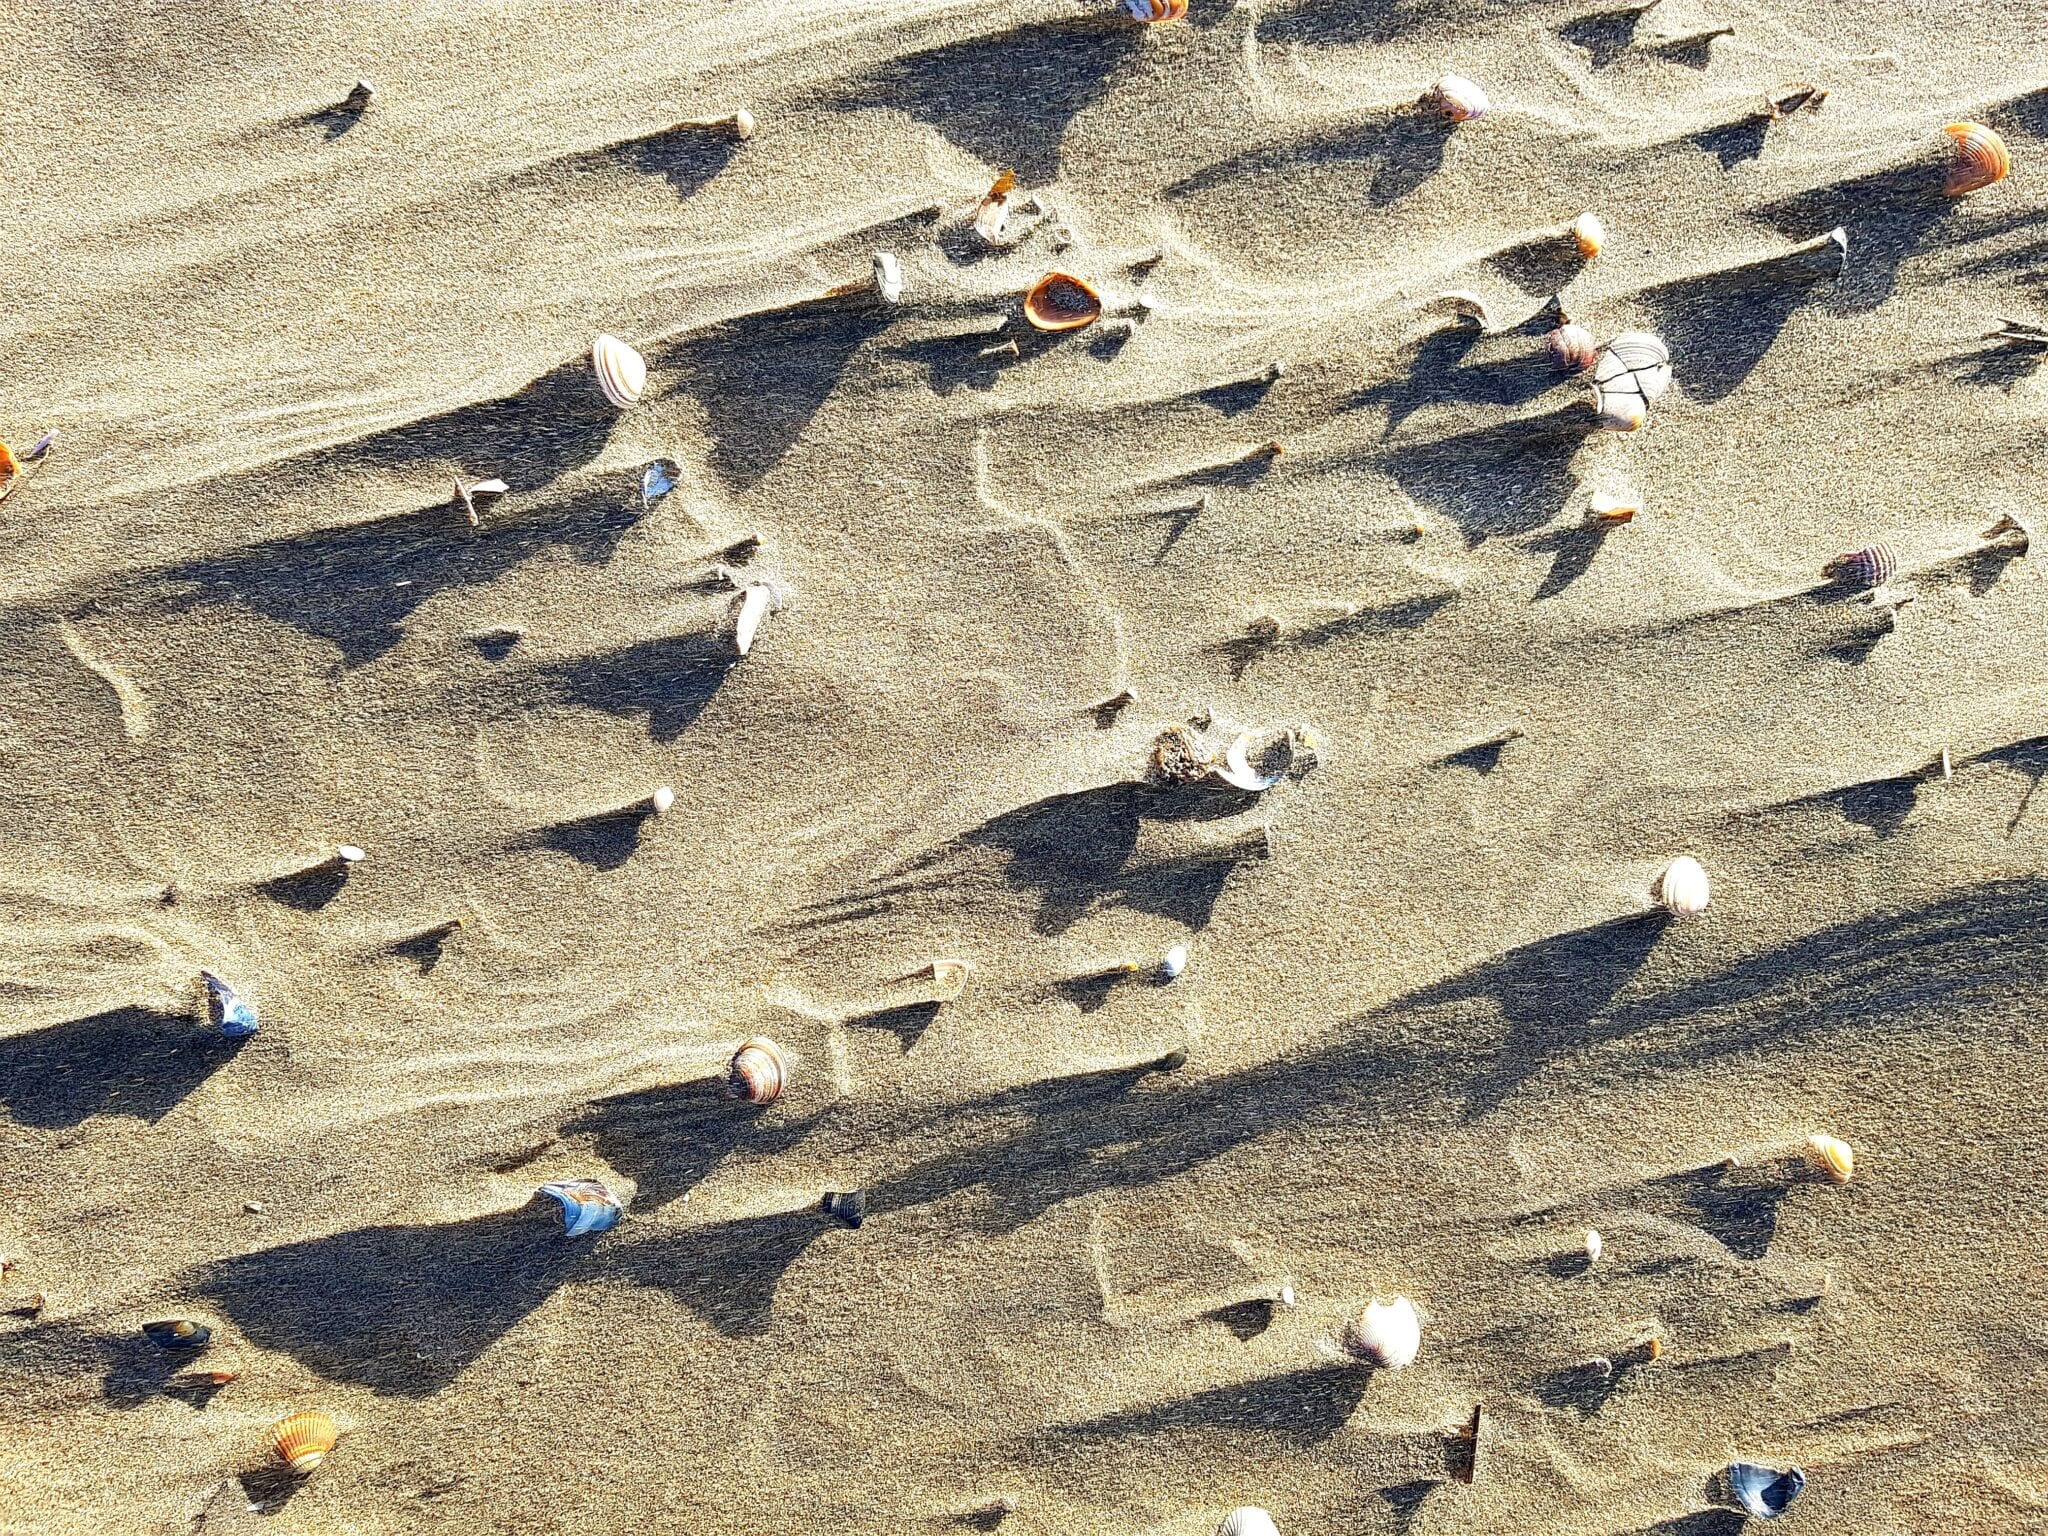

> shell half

[
  {"left": 1824, "top": 544, "right": 1896, "bottom": 589},
  {"left": 730, "top": 1036, "right": 787, "bottom": 1104},
  {"left": 1343, "top": 1295, "right": 1421, "bottom": 1369},
  {"left": 1657, "top": 855, "right": 1710, "bottom": 916},
  {"left": 592, "top": 333, "right": 647, "bottom": 409},
  {"left": 1727, "top": 1462, "right": 1805, "bottom": 1520},
  {"left": 538, "top": 1178, "right": 623, "bottom": 1237},
  {"left": 1944, "top": 122, "right": 2010, "bottom": 197},
  {"left": 1570, "top": 210, "right": 1605, "bottom": 259},
  {"left": 1806, "top": 1133, "right": 1854, "bottom": 1184},
  {"left": 1548, "top": 322, "right": 1598, "bottom": 373},
  {"left": 1217, "top": 1510, "right": 1282, "bottom": 1536},
  {"left": 1023, "top": 272, "right": 1103, "bottom": 332},
  {"left": 1425, "top": 74, "right": 1489, "bottom": 122},
  {"left": 270, "top": 1410, "right": 339, "bottom": 1476}
]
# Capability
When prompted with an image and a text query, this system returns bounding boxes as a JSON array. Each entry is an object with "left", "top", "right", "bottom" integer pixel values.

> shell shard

[
  {"left": 270, "top": 1410, "right": 339, "bottom": 1476},
  {"left": 821, "top": 1188, "right": 867, "bottom": 1227},
  {"left": 142, "top": 1318, "right": 212, "bottom": 1349},
  {"left": 1215, "top": 732, "right": 1286, "bottom": 792},
  {"left": 972, "top": 171, "right": 1017, "bottom": 244},
  {"left": 733, "top": 582, "right": 777, "bottom": 655},
  {"left": 1424, "top": 74, "right": 1489, "bottom": 122},
  {"left": 1023, "top": 272, "right": 1103, "bottom": 332},
  {"left": 1823, "top": 544, "right": 1897, "bottom": 589},
  {"left": 873, "top": 251, "right": 904, "bottom": 305},
  {"left": 640, "top": 461, "right": 678, "bottom": 504},
  {"left": 1943, "top": 121, "right": 2010, "bottom": 197},
  {"left": 1570, "top": 210, "right": 1605, "bottom": 259},
  {"left": 537, "top": 1178, "right": 623, "bottom": 1237},
  {"left": 1769, "top": 82, "right": 1827, "bottom": 119},
  {"left": 1806, "top": 1133, "right": 1854, "bottom": 1184},
  {"left": 1657, "top": 855, "right": 1710, "bottom": 916},
  {"left": 1125, "top": 0, "right": 1189, "bottom": 21},
  {"left": 25, "top": 429, "right": 57, "bottom": 462},
  {"left": 203, "top": 972, "right": 260, "bottom": 1040},
  {"left": 591, "top": 333, "right": 647, "bottom": 408},
  {"left": 729, "top": 1036, "right": 787, "bottom": 1104},
  {"left": 1343, "top": 1295, "right": 1422, "bottom": 1369},
  {"left": 1727, "top": 1462, "right": 1805, "bottom": 1520},
  {"left": 919, "top": 958, "right": 974, "bottom": 1000},
  {"left": 1548, "top": 321, "right": 1598, "bottom": 373},
  {"left": 1217, "top": 1510, "right": 1281, "bottom": 1536}
]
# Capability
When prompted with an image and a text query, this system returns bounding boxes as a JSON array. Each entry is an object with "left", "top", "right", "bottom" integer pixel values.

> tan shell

[
  {"left": 1570, "top": 211, "right": 1605, "bottom": 259},
  {"left": 1944, "top": 122, "right": 2010, "bottom": 197},
  {"left": 1023, "top": 272, "right": 1103, "bottom": 332},
  {"left": 1806, "top": 1133, "right": 1854, "bottom": 1184},
  {"left": 729, "top": 1036, "right": 787, "bottom": 1105},
  {"left": 270, "top": 1409, "right": 339, "bottom": 1476},
  {"left": 1424, "top": 74, "right": 1489, "bottom": 122}
]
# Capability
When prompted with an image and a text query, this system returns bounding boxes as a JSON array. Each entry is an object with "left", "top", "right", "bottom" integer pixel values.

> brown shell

[
  {"left": 728, "top": 1036, "right": 787, "bottom": 1104},
  {"left": 270, "top": 1409, "right": 338, "bottom": 1476},
  {"left": 1023, "top": 272, "right": 1103, "bottom": 332},
  {"left": 1944, "top": 122, "right": 2010, "bottom": 196},
  {"left": 1547, "top": 322, "right": 1598, "bottom": 373}
]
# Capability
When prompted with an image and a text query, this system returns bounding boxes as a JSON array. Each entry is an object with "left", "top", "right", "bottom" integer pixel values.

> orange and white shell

[
  {"left": 1424, "top": 74, "right": 1489, "bottom": 122},
  {"left": 729, "top": 1036, "right": 787, "bottom": 1104},
  {"left": 1124, "top": 0, "right": 1188, "bottom": 21},
  {"left": 270, "top": 1409, "right": 339, "bottom": 1475},
  {"left": 1806, "top": 1133, "right": 1854, "bottom": 1184},
  {"left": 1657, "top": 855, "right": 1710, "bottom": 916},
  {"left": 1943, "top": 122, "right": 2009, "bottom": 197},
  {"left": 1570, "top": 211, "right": 1605, "bottom": 259},
  {"left": 1023, "top": 272, "right": 1103, "bottom": 332},
  {"left": 1342, "top": 1295, "right": 1421, "bottom": 1369},
  {"left": 592, "top": 332, "right": 647, "bottom": 408}
]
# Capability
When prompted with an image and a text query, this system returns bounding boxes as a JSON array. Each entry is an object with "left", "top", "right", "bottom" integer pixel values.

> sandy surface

[{"left": 4, "top": 1, "right": 2048, "bottom": 1532}]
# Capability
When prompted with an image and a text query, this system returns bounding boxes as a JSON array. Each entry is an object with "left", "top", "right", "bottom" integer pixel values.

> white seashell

[
  {"left": 733, "top": 583, "right": 780, "bottom": 655},
  {"left": 1425, "top": 74, "right": 1489, "bottom": 122},
  {"left": 1161, "top": 943, "right": 1188, "bottom": 980},
  {"left": 592, "top": 333, "right": 646, "bottom": 409},
  {"left": 1343, "top": 1295, "right": 1421, "bottom": 1369},
  {"left": 1217, "top": 1510, "right": 1281, "bottom": 1536},
  {"left": 1584, "top": 1228, "right": 1603, "bottom": 1264},
  {"left": 335, "top": 845, "right": 366, "bottom": 864},
  {"left": 1596, "top": 332, "right": 1672, "bottom": 401},
  {"left": 1591, "top": 387, "right": 1646, "bottom": 433},
  {"left": 1657, "top": 855, "right": 1710, "bottom": 916},
  {"left": 873, "top": 251, "right": 904, "bottom": 305},
  {"left": 1214, "top": 732, "right": 1284, "bottom": 792},
  {"left": 649, "top": 786, "right": 675, "bottom": 815},
  {"left": 726, "top": 108, "right": 757, "bottom": 142}
]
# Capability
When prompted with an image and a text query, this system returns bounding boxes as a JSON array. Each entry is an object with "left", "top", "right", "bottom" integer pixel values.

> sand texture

[{"left": 4, "top": 1, "right": 2048, "bottom": 1532}]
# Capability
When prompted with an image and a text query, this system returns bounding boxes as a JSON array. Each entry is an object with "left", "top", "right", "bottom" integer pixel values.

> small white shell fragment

[
  {"left": 649, "top": 786, "right": 675, "bottom": 815},
  {"left": 335, "top": 845, "right": 367, "bottom": 864},
  {"left": 1657, "top": 855, "right": 1711, "bottom": 916},
  {"left": 726, "top": 108, "right": 757, "bottom": 141},
  {"left": 733, "top": 583, "right": 776, "bottom": 655},
  {"left": 1432, "top": 289, "right": 1493, "bottom": 330},
  {"left": 469, "top": 478, "right": 508, "bottom": 499},
  {"left": 592, "top": 333, "right": 647, "bottom": 409},
  {"left": 1217, "top": 1510, "right": 1282, "bottom": 1536},
  {"left": 641, "top": 461, "right": 678, "bottom": 504},
  {"left": 873, "top": 251, "right": 904, "bottom": 304},
  {"left": 1584, "top": 1228, "right": 1603, "bottom": 1264},
  {"left": 25, "top": 429, "right": 57, "bottom": 462},
  {"left": 1161, "top": 943, "right": 1188, "bottom": 980},
  {"left": 1279, "top": 1283, "right": 1295, "bottom": 1306},
  {"left": 1343, "top": 1295, "right": 1422, "bottom": 1369},
  {"left": 1214, "top": 733, "right": 1285, "bottom": 792}
]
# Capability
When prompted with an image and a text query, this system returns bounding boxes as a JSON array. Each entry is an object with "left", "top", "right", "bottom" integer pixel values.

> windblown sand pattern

[{"left": 4, "top": 2, "right": 2048, "bottom": 1532}]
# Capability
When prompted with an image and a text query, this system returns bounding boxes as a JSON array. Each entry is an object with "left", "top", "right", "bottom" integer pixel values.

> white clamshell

[
  {"left": 873, "top": 251, "right": 904, "bottom": 305},
  {"left": 1657, "top": 855, "right": 1710, "bottom": 916},
  {"left": 1584, "top": 1228, "right": 1603, "bottom": 1264},
  {"left": 649, "top": 786, "right": 675, "bottom": 815},
  {"left": 1426, "top": 74, "right": 1489, "bottom": 122},
  {"left": 592, "top": 333, "right": 647, "bottom": 409},
  {"left": 1343, "top": 1295, "right": 1421, "bottom": 1369},
  {"left": 1217, "top": 1510, "right": 1281, "bottom": 1536}
]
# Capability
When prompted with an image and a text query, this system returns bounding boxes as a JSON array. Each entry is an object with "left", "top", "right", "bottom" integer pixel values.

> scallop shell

[
  {"left": 1548, "top": 322, "right": 1598, "bottom": 373},
  {"left": 1342, "top": 1295, "right": 1421, "bottom": 1369},
  {"left": 1943, "top": 121, "right": 2010, "bottom": 197},
  {"left": 729, "top": 1036, "right": 787, "bottom": 1104},
  {"left": 1824, "top": 544, "right": 1896, "bottom": 589},
  {"left": 1570, "top": 210, "right": 1605, "bottom": 259},
  {"left": 1425, "top": 74, "right": 1489, "bottom": 122},
  {"left": 591, "top": 333, "right": 646, "bottom": 409},
  {"left": 270, "top": 1409, "right": 339, "bottom": 1476},
  {"left": 0, "top": 441, "right": 16, "bottom": 492},
  {"left": 1726, "top": 1462, "right": 1805, "bottom": 1521},
  {"left": 537, "top": 1178, "right": 623, "bottom": 1237},
  {"left": 1125, "top": 0, "right": 1189, "bottom": 20},
  {"left": 1806, "top": 1133, "right": 1854, "bottom": 1184},
  {"left": 202, "top": 972, "right": 259, "bottom": 1040},
  {"left": 142, "top": 1318, "right": 212, "bottom": 1349},
  {"left": 1023, "top": 272, "right": 1103, "bottom": 332},
  {"left": 873, "top": 251, "right": 904, "bottom": 305},
  {"left": 1657, "top": 855, "right": 1710, "bottom": 916},
  {"left": 1216, "top": 1510, "right": 1281, "bottom": 1536}
]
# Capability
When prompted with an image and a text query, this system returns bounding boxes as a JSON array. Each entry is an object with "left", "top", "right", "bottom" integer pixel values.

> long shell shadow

[
  {"left": 0, "top": 1009, "right": 239, "bottom": 1129},
  {"left": 522, "top": 803, "right": 664, "bottom": 871},
  {"left": 826, "top": 16, "right": 1141, "bottom": 184},
  {"left": 846, "top": 999, "right": 944, "bottom": 1050},
  {"left": 592, "top": 122, "right": 739, "bottom": 198},
  {"left": 1558, "top": 3, "right": 1658, "bottom": 66},
  {"left": 1754, "top": 161, "right": 1957, "bottom": 312},
  {"left": 1688, "top": 112, "right": 1770, "bottom": 172},
  {"left": 1635, "top": 240, "right": 1842, "bottom": 404},
  {"left": 609, "top": 1208, "right": 837, "bottom": 1337},
  {"left": 1047, "top": 1365, "right": 1370, "bottom": 1444},
  {"left": 1749, "top": 770, "right": 1926, "bottom": 839},
  {"left": 1927, "top": 337, "right": 2048, "bottom": 393},
  {"left": 190, "top": 1206, "right": 584, "bottom": 1395},
  {"left": 258, "top": 860, "right": 355, "bottom": 913},
  {"left": 1971, "top": 734, "right": 2048, "bottom": 834},
  {"left": 1355, "top": 327, "right": 1565, "bottom": 431},
  {"left": 1166, "top": 109, "right": 1450, "bottom": 208},
  {"left": 1523, "top": 520, "right": 1618, "bottom": 600},
  {"left": 564, "top": 1077, "right": 816, "bottom": 1212},
  {"left": 1379, "top": 406, "right": 1597, "bottom": 545},
  {"left": 537, "top": 628, "right": 735, "bottom": 742}
]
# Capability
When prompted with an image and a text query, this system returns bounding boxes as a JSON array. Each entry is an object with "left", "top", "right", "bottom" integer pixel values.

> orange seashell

[
  {"left": 0, "top": 442, "right": 16, "bottom": 483},
  {"left": 728, "top": 1036, "right": 787, "bottom": 1104},
  {"left": 1023, "top": 272, "right": 1103, "bottom": 332},
  {"left": 1124, "top": 0, "right": 1188, "bottom": 20},
  {"left": 1944, "top": 122, "right": 2009, "bottom": 196},
  {"left": 270, "top": 1409, "right": 338, "bottom": 1476}
]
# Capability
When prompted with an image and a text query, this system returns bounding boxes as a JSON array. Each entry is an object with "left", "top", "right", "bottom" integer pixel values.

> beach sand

[{"left": 4, "top": 1, "right": 2048, "bottom": 1531}]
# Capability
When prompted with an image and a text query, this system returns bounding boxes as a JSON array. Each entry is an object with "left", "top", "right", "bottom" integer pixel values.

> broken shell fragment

[
  {"left": 202, "top": 972, "right": 259, "bottom": 1040},
  {"left": 1943, "top": 121, "right": 2010, "bottom": 197},
  {"left": 733, "top": 582, "right": 780, "bottom": 655},
  {"left": 1214, "top": 730, "right": 1290, "bottom": 792},
  {"left": 1432, "top": 289, "right": 1493, "bottom": 330},
  {"left": 1343, "top": 1295, "right": 1422, "bottom": 1369},
  {"left": 270, "top": 1410, "right": 340, "bottom": 1476},
  {"left": 1823, "top": 544, "right": 1897, "bottom": 589},
  {"left": 1584, "top": 1228, "right": 1603, "bottom": 1264},
  {"left": 591, "top": 333, "right": 647, "bottom": 409},
  {"left": 1590, "top": 331, "right": 1670, "bottom": 431},
  {"left": 1586, "top": 492, "right": 1637, "bottom": 524},
  {"left": 1216, "top": 1510, "right": 1281, "bottom": 1536},
  {"left": 1023, "top": 272, "right": 1103, "bottom": 332},
  {"left": 1806, "top": 1133, "right": 1854, "bottom": 1184},
  {"left": 821, "top": 1188, "right": 867, "bottom": 1227},
  {"left": 1424, "top": 74, "right": 1489, "bottom": 122},
  {"left": 729, "top": 1036, "right": 787, "bottom": 1105},
  {"left": 873, "top": 251, "right": 904, "bottom": 305},
  {"left": 1125, "top": 0, "right": 1189, "bottom": 21},
  {"left": 916, "top": 958, "right": 974, "bottom": 1000},
  {"left": 641, "top": 460, "right": 677, "bottom": 505},
  {"left": 1726, "top": 1462, "right": 1805, "bottom": 1521},
  {"left": 1657, "top": 855, "right": 1711, "bottom": 916},
  {"left": 972, "top": 170, "right": 1018, "bottom": 244},
  {"left": 1548, "top": 321, "right": 1598, "bottom": 373},
  {"left": 341, "top": 80, "right": 375, "bottom": 113},
  {"left": 142, "top": 1318, "right": 212, "bottom": 1350},
  {"left": 1768, "top": 83, "right": 1827, "bottom": 119},
  {"left": 537, "top": 1178, "right": 623, "bottom": 1237},
  {"left": 1570, "top": 210, "right": 1605, "bottom": 259}
]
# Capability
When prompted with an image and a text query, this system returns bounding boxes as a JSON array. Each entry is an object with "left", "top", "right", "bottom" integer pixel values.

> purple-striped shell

[
  {"left": 1548, "top": 322, "right": 1598, "bottom": 373},
  {"left": 729, "top": 1036, "right": 787, "bottom": 1104},
  {"left": 1424, "top": 74, "right": 1489, "bottom": 122},
  {"left": 1824, "top": 544, "right": 1897, "bottom": 589}
]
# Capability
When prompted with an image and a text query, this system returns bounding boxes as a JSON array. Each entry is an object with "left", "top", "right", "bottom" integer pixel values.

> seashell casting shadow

[
  {"left": 1045, "top": 1364, "right": 1371, "bottom": 1446},
  {"left": 0, "top": 1007, "right": 244, "bottom": 1130},
  {"left": 1756, "top": 161, "right": 1968, "bottom": 314},
  {"left": 1636, "top": 240, "right": 1844, "bottom": 405}
]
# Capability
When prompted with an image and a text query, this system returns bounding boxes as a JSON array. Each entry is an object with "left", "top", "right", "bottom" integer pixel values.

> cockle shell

[
  {"left": 1806, "top": 1133, "right": 1854, "bottom": 1184},
  {"left": 1216, "top": 1510, "right": 1281, "bottom": 1536},
  {"left": 1657, "top": 855, "right": 1710, "bottom": 916},
  {"left": 1584, "top": 1228, "right": 1603, "bottom": 1264},
  {"left": 1425, "top": 74, "right": 1489, "bottom": 122},
  {"left": 1570, "top": 211, "right": 1605, "bottom": 259},
  {"left": 270, "top": 1409, "right": 339, "bottom": 1476},
  {"left": 1943, "top": 121, "right": 2010, "bottom": 197},
  {"left": 537, "top": 1178, "right": 623, "bottom": 1237},
  {"left": 1590, "top": 331, "right": 1671, "bottom": 431},
  {"left": 729, "top": 1036, "right": 787, "bottom": 1104},
  {"left": 202, "top": 972, "right": 259, "bottom": 1040},
  {"left": 1125, "top": 0, "right": 1189, "bottom": 21},
  {"left": 142, "top": 1318, "right": 212, "bottom": 1349},
  {"left": 1343, "top": 1295, "right": 1422, "bottom": 1369},
  {"left": 1023, "top": 272, "right": 1103, "bottom": 332},
  {"left": 873, "top": 251, "right": 904, "bottom": 305},
  {"left": 591, "top": 333, "right": 646, "bottom": 408},
  {"left": 1824, "top": 544, "right": 1896, "bottom": 589},
  {"left": 1548, "top": 322, "right": 1598, "bottom": 373},
  {"left": 1726, "top": 1462, "right": 1805, "bottom": 1520}
]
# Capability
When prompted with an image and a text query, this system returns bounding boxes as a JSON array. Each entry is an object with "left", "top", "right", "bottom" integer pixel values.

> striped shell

[
  {"left": 1590, "top": 331, "right": 1671, "bottom": 431},
  {"left": 270, "top": 1410, "right": 339, "bottom": 1476},
  {"left": 1570, "top": 210, "right": 1605, "bottom": 259},
  {"left": 1657, "top": 855, "right": 1711, "bottom": 916},
  {"left": 729, "top": 1036, "right": 787, "bottom": 1104},
  {"left": 1806, "top": 1133, "right": 1854, "bottom": 1184},
  {"left": 537, "top": 1178, "right": 623, "bottom": 1237},
  {"left": 1342, "top": 1295, "right": 1421, "bottom": 1369},
  {"left": 1424, "top": 74, "right": 1489, "bottom": 122},
  {"left": 1944, "top": 121, "right": 2010, "bottom": 197},
  {"left": 1125, "top": 0, "right": 1189, "bottom": 20},
  {"left": 1824, "top": 544, "right": 1897, "bottom": 589},
  {"left": 1023, "top": 272, "right": 1103, "bottom": 332},
  {"left": 0, "top": 441, "right": 15, "bottom": 491},
  {"left": 1217, "top": 1510, "right": 1282, "bottom": 1536},
  {"left": 1548, "top": 322, "right": 1598, "bottom": 373},
  {"left": 591, "top": 332, "right": 646, "bottom": 408}
]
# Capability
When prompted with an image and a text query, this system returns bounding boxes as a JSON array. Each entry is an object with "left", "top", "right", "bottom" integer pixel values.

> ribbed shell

[
  {"left": 1657, "top": 855, "right": 1711, "bottom": 916},
  {"left": 1595, "top": 332, "right": 1672, "bottom": 401},
  {"left": 591, "top": 333, "right": 646, "bottom": 408},
  {"left": 1548, "top": 322, "right": 1598, "bottom": 373},
  {"left": 1343, "top": 1295, "right": 1421, "bottom": 1369},
  {"left": 270, "top": 1410, "right": 339, "bottom": 1476},
  {"left": 1944, "top": 121, "right": 2010, "bottom": 197},
  {"left": 1425, "top": 74, "right": 1489, "bottom": 122},
  {"left": 1023, "top": 272, "right": 1103, "bottom": 332},
  {"left": 729, "top": 1037, "right": 787, "bottom": 1104},
  {"left": 142, "top": 1318, "right": 212, "bottom": 1349},
  {"left": 1570, "top": 211, "right": 1604, "bottom": 259},
  {"left": 1125, "top": 0, "right": 1189, "bottom": 20},
  {"left": 1217, "top": 1510, "right": 1282, "bottom": 1536},
  {"left": 1825, "top": 544, "right": 1897, "bottom": 588}
]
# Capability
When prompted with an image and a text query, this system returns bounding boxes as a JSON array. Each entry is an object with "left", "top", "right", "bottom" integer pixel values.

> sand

[{"left": 4, "top": 0, "right": 2048, "bottom": 1531}]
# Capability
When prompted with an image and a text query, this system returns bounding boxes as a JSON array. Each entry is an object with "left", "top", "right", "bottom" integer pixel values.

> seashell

[
  {"left": 1432, "top": 289, "right": 1493, "bottom": 330},
  {"left": 0, "top": 441, "right": 16, "bottom": 491},
  {"left": 733, "top": 582, "right": 781, "bottom": 655},
  {"left": 1768, "top": 82, "right": 1827, "bottom": 119},
  {"left": 1806, "top": 1132, "right": 1853, "bottom": 1184},
  {"left": 1023, "top": 272, "right": 1102, "bottom": 332},
  {"left": 640, "top": 461, "right": 677, "bottom": 504},
  {"left": 202, "top": 972, "right": 259, "bottom": 1040},
  {"left": 972, "top": 170, "right": 1017, "bottom": 244},
  {"left": 873, "top": 251, "right": 904, "bottom": 305},
  {"left": 1657, "top": 855, "right": 1710, "bottom": 916},
  {"left": 25, "top": 429, "right": 56, "bottom": 462},
  {"left": 729, "top": 1036, "right": 787, "bottom": 1104},
  {"left": 1570, "top": 210, "right": 1605, "bottom": 259},
  {"left": 1586, "top": 493, "right": 1637, "bottom": 525},
  {"left": 1591, "top": 387, "right": 1646, "bottom": 433},
  {"left": 723, "top": 108, "right": 757, "bottom": 141},
  {"left": 1584, "top": 1228, "right": 1603, "bottom": 1264},
  {"left": 648, "top": 786, "right": 675, "bottom": 815},
  {"left": 341, "top": 79, "right": 375, "bottom": 113},
  {"left": 270, "top": 1409, "right": 339, "bottom": 1476},
  {"left": 142, "top": 1318, "right": 212, "bottom": 1349},
  {"left": 1726, "top": 1462, "right": 1805, "bottom": 1521},
  {"left": 1125, "top": 0, "right": 1189, "bottom": 21},
  {"left": 1343, "top": 1295, "right": 1421, "bottom": 1369},
  {"left": 591, "top": 333, "right": 647, "bottom": 409},
  {"left": 1216, "top": 1510, "right": 1281, "bottom": 1536},
  {"left": 537, "top": 1178, "right": 623, "bottom": 1237},
  {"left": 334, "top": 844, "right": 366, "bottom": 864},
  {"left": 919, "top": 958, "right": 974, "bottom": 1000},
  {"left": 1161, "top": 943, "right": 1188, "bottom": 980},
  {"left": 1547, "top": 322, "right": 1598, "bottom": 373},
  {"left": 821, "top": 1188, "right": 867, "bottom": 1227},
  {"left": 1596, "top": 332, "right": 1672, "bottom": 401},
  {"left": 1943, "top": 122, "right": 2009, "bottom": 197},
  {"left": 1423, "top": 74, "right": 1489, "bottom": 122},
  {"left": 1823, "top": 543, "right": 1896, "bottom": 589},
  {"left": 1214, "top": 731, "right": 1286, "bottom": 792}
]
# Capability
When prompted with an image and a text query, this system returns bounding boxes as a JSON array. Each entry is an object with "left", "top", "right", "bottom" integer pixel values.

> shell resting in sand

[
  {"left": 1943, "top": 121, "right": 2009, "bottom": 196},
  {"left": 1125, "top": 0, "right": 1189, "bottom": 20},
  {"left": 1342, "top": 1296, "right": 1421, "bottom": 1368},
  {"left": 1423, "top": 74, "right": 1488, "bottom": 121},
  {"left": 1823, "top": 544, "right": 1896, "bottom": 589},
  {"left": 270, "top": 1410, "right": 339, "bottom": 1476},
  {"left": 1023, "top": 272, "right": 1103, "bottom": 332},
  {"left": 538, "top": 1178, "right": 624, "bottom": 1237},
  {"left": 1217, "top": 1510, "right": 1281, "bottom": 1536},
  {"left": 592, "top": 332, "right": 646, "bottom": 408},
  {"left": 729, "top": 1036, "right": 788, "bottom": 1104}
]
